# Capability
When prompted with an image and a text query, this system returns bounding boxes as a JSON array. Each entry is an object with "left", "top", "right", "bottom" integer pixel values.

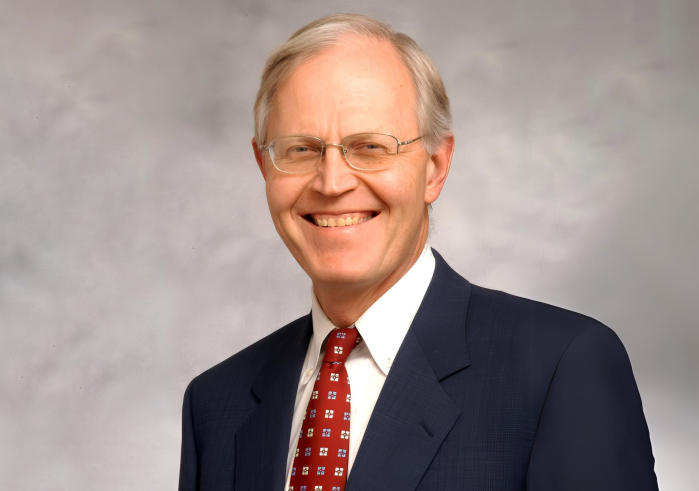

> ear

[
  {"left": 252, "top": 138, "right": 267, "bottom": 180},
  {"left": 424, "top": 133, "right": 455, "bottom": 204}
]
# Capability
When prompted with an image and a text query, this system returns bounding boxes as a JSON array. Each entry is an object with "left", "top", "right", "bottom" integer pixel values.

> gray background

[{"left": 1, "top": 0, "right": 697, "bottom": 489}]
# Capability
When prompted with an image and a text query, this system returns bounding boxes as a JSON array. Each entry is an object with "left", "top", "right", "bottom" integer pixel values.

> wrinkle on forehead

[{"left": 266, "top": 34, "right": 419, "bottom": 143}]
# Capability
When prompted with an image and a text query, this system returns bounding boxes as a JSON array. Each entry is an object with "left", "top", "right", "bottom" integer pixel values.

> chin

[{"left": 303, "top": 255, "right": 380, "bottom": 288}]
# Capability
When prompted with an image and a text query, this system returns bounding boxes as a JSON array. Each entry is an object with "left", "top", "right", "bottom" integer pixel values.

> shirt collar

[{"left": 310, "top": 244, "right": 436, "bottom": 375}]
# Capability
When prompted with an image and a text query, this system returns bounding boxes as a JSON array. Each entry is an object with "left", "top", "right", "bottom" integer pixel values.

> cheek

[
  {"left": 265, "top": 177, "right": 299, "bottom": 216},
  {"left": 375, "top": 165, "right": 427, "bottom": 214}
]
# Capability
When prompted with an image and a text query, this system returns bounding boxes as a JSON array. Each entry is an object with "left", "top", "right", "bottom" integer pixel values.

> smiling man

[{"left": 178, "top": 14, "right": 658, "bottom": 491}]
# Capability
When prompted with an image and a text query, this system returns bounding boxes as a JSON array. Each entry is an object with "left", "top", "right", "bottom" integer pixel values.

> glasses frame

[{"left": 260, "top": 132, "right": 424, "bottom": 174}]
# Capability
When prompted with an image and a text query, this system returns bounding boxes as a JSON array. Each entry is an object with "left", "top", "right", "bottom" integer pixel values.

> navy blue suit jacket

[{"left": 179, "top": 250, "right": 658, "bottom": 490}]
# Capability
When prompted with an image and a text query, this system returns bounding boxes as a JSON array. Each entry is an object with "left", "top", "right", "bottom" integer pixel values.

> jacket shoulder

[
  {"left": 464, "top": 283, "right": 636, "bottom": 426},
  {"left": 468, "top": 282, "right": 611, "bottom": 350},
  {"left": 465, "top": 282, "right": 629, "bottom": 400},
  {"left": 187, "top": 314, "right": 311, "bottom": 397}
]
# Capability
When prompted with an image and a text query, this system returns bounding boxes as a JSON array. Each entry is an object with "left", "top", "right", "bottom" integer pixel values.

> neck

[{"left": 313, "top": 226, "right": 428, "bottom": 328}]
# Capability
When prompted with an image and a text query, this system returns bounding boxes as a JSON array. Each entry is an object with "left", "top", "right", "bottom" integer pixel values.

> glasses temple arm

[{"left": 397, "top": 136, "right": 423, "bottom": 146}]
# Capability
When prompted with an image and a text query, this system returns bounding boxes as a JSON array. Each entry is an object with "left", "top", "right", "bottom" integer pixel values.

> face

[{"left": 253, "top": 35, "right": 454, "bottom": 292}]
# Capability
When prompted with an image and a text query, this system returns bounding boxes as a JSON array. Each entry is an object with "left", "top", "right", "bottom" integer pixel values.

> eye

[
  {"left": 361, "top": 143, "right": 382, "bottom": 150},
  {"left": 351, "top": 141, "right": 389, "bottom": 154},
  {"left": 343, "top": 133, "right": 398, "bottom": 156},
  {"left": 289, "top": 145, "right": 315, "bottom": 154},
  {"left": 273, "top": 137, "right": 323, "bottom": 159}
]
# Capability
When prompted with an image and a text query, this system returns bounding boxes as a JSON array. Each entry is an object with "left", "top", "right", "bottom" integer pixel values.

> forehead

[{"left": 267, "top": 35, "right": 419, "bottom": 140}]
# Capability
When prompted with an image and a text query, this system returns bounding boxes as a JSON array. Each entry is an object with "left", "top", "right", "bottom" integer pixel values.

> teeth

[{"left": 311, "top": 215, "right": 374, "bottom": 227}]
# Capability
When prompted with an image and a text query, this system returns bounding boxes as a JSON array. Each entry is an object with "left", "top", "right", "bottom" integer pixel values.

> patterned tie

[{"left": 289, "top": 326, "right": 361, "bottom": 491}]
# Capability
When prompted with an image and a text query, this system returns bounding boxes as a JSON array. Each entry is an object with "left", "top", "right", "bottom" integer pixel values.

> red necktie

[{"left": 289, "top": 326, "right": 361, "bottom": 491}]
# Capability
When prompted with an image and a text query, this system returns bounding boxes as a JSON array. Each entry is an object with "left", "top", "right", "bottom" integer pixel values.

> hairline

[
  {"left": 254, "top": 17, "right": 451, "bottom": 155},
  {"left": 264, "top": 35, "right": 418, "bottom": 141}
]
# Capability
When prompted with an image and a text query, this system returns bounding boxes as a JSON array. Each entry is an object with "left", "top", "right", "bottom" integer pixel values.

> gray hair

[{"left": 253, "top": 14, "right": 452, "bottom": 154}]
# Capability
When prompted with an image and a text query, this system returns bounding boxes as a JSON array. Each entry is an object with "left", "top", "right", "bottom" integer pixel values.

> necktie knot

[{"left": 322, "top": 327, "right": 360, "bottom": 364}]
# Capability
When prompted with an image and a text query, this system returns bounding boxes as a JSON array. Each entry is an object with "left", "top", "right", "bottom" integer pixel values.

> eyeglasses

[{"left": 260, "top": 132, "right": 424, "bottom": 174}]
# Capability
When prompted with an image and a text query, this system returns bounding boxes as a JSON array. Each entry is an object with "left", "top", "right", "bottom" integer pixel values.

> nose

[{"left": 311, "top": 143, "right": 359, "bottom": 197}]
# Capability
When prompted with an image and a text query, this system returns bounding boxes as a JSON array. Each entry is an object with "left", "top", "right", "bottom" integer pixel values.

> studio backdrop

[{"left": 1, "top": 0, "right": 697, "bottom": 489}]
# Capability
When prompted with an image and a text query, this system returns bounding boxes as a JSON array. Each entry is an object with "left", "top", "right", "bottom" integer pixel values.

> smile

[{"left": 303, "top": 212, "right": 379, "bottom": 227}]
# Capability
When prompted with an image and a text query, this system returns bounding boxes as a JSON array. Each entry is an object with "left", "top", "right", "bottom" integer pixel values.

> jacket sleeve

[
  {"left": 526, "top": 323, "right": 659, "bottom": 490},
  {"left": 179, "top": 380, "right": 199, "bottom": 491}
]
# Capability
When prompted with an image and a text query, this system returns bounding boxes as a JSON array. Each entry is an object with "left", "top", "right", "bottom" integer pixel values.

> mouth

[{"left": 303, "top": 211, "right": 379, "bottom": 228}]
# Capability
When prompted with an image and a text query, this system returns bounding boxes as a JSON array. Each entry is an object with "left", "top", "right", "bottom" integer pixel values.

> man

[{"left": 179, "top": 14, "right": 658, "bottom": 491}]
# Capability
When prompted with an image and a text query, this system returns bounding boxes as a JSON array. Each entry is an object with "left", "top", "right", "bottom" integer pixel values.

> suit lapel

[
  {"left": 346, "top": 249, "right": 472, "bottom": 491},
  {"left": 234, "top": 315, "right": 312, "bottom": 491}
]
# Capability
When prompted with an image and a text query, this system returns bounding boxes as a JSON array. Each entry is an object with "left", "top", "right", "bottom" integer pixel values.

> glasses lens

[
  {"left": 343, "top": 133, "right": 399, "bottom": 170},
  {"left": 269, "top": 136, "right": 322, "bottom": 173}
]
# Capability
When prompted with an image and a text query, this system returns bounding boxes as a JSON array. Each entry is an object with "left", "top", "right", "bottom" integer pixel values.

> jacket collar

[
  {"left": 412, "top": 248, "right": 471, "bottom": 380},
  {"left": 346, "top": 249, "right": 472, "bottom": 490},
  {"left": 235, "top": 249, "right": 472, "bottom": 491},
  {"left": 235, "top": 314, "right": 312, "bottom": 491}
]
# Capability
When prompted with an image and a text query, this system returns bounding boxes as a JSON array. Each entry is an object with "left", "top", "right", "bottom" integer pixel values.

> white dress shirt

[{"left": 284, "top": 245, "right": 436, "bottom": 489}]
